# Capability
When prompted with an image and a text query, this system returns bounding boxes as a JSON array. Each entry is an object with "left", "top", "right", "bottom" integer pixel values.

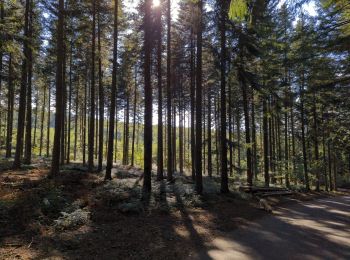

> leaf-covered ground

[{"left": 0, "top": 160, "right": 339, "bottom": 260}]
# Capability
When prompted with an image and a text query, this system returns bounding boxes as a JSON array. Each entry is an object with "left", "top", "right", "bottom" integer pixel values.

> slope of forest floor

[{"left": 0, "top": 158, "right": 345, "bottom": 260}]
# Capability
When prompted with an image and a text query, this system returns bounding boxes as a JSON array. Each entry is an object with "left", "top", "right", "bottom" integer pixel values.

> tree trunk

[
  {"left": 67, "top": 42, "right": 73, "bottom": 163},
  {"left": 123, "top": 95, "right": 130, "bottom": 165},
  {"left": 263, "top": 99, "right": 269, "bottom": 187},
  {"left": 13, "top": 0, "right": 30, "bottom": 168},
  {"left": 190, "top": 26, "right": 196, "bottom": 180},
  {"left": 33, "top": 92, "right": 39, "bottom": 149},
  {"left": 312, "top": 93, "right": 320, "bottom": 191},
  {"left": 50, "top": 0, "right": 65, "bottom": 176},
  {"left": 74, "top": 92, "right": 78, "bottom": 161},
  {"left": 88, "top": 0, "right": 96, "bottom": 171},
  {"left": 105, "top": 0, "right": 119, "bottom": 180},
  {"left": 83, "top": 75, "right": 87, "bottom": 165},
  {"left": 143, "top": 0, "right": 152, "bottom": 191},
  {"left": 166, "top": 0, "right": 173, "bottom": 182},
  {"left": 322, "top": 119, "right": 328, "bottom": 191},
  {"left": 39, "top": 85, "right": 46, "bottom": 156},
  {"left": 236, "top": 107, "right": 241, "bottom": 170},
  {"left": 46, "top": 87, "right": 51, "bottom": 157},
  {"left": 6, "top": 54, "right": 14, "bottom": 158},
  {"left": 219, "top": 3, "right": 228, "bottom": 192},
  {"left": 240, "top": 76, "right": 252, "bottom": 186},
  {"left": 207, "top": 88, "right": 212, "bottom": 178},
  {"left": 251, "top": 92, "right": 257, "bottom": 180},
  {"left": 131, "top": 67, "right": 137, "bottom": 166},
  {"left": 195, "top": 0, "right": 203, "bottom": 193},
  {"left": 300, "top": 74, "right": 309, "bottom": 190},
  {"left": 97, "top": 8, "right": 104, "bottom": 171}
]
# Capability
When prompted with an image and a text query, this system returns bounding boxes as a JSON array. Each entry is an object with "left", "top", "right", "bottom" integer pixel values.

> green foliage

[{"left": 228, "top": 0, "right": 248, "bottom": 21}]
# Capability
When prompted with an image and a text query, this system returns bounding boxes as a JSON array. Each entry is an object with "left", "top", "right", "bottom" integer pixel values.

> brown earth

[{"left": 0, "top": 163, "right": 345, "bottom": 260}]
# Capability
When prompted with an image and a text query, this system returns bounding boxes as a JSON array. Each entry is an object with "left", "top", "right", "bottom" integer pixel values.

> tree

[
  {"left": 51, "top": 0, "right": 65, "bottom": 176},
  {"left": 156, "top": 2, "right": 164, "bottom": 180},
  {"left": 105, "top": 0, "right": 119, "bottom": 180},
  {"left": 143, "top": 0, "right": 152, "bottom": 191},
  {"left": 195, "top": 0, "right": 203, "bottom": 194},
  {"left": 166, "top": 0, "right": 173, "bottom": 182},
  {"left": 13, "top": 0, "right": 31, "bottom": 169},
  {"left": 219, "top": 0, "right": 229, "bottom": 193},
  {"left": 88, "top": 0, "right": 96, "bottom": 171}
]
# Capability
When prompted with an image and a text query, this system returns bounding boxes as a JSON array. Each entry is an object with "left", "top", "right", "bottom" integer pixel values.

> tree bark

[
  {"left": 6, "top": 54, "right": 14, "bottom": 158},
  {"left": 166, "top": 0, "right": 173, "bottom": 182},
  {"left": 13, "top": 0, "right": 30, "bottom": 168},
  {"left": 88, "top": 0, "right": 96, "bottom": 171},
  {"left": 143, "top": 0, "right": 152, "bottom": 191},
  {"left": 105, "top": 0, "right": 119, "bottom": 180},
  {"left": 195, "top": 0, "right": 203, "bottom": 193},
  {"left": 50, "top": 0, "right": 65, "bottom": 176},
  {"left": 97, "top": 8, "right": 104, "bottom": 171},
  {"left": 219, "top": 2, "right": 228, "bottom": 193},
  {"left": 263, "top": 99, "right": 269, "bottom": 187}
]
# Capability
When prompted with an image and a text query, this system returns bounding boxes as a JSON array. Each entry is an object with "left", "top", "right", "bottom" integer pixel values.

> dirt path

[{"left": 196, "top": 195, "right": 350, "bottom": 260}]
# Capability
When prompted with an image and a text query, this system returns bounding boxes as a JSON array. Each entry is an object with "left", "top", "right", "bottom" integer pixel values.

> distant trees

[{"left": 0, "top": 0, "right": 349, "bottom": 193}]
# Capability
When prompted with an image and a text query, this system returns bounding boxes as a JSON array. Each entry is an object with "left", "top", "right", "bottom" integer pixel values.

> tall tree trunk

[
  {"left": 251, "top": 92, "right": 257, "bottom": 180},
  {"left": 290, "top": 101, "right": 296, "bottom": 184},
  {"left": 131, "top": 67, "right": 137, "bottom": 166},
  {"left": 236, "top": 107, "right": 241, "bottom": 170},
  {"left": 156, "top": 5, "right": 163, "bottom": 179},
  {"left": 179, "top": 100, "right": 184, "bottom": 174},
  {"left": 46, "top": 87, "right": 51, "bottom": 157},
  {"left": 74, "top": 92, "right": 78, "bottom": 161},
  {"left": 83, "top": 75, "right": 87, "bottom": 165},
  {"left": 263, "top": 99, "right": 269, "bottom": 187},
  {"left": 166, "top": 0, "right": 173, "bottom": 182},
  {"left": 6, "top": 54, "right": 14, "bottom": 158},
  {"left": 123, "top": 95, "right": 130, "bottom": 165},
  {"left": 190, "top": 27, "right": 196, "bottom": 181},
  {"left": 207, "top": 88, "right": 212, "bottom": 177},
  {"left": 332, "top": 150, "right": 337, "bottom": 191},
  {"left": 312, "top": 93, "right": 320, "bottom": 191},
  {"left": 50, "top": 0, "right": 65, "bottom": 176},
  {"left": 219, "top": 2, "right": 228, "bottom": 193},
  {"left": 67, "top": 42, "right": 73, "bottom": 163},
  {"left": 284, "top": 100, "right": 290, "bottom": 187},
  {"left": 97, "top": 8, "right": 104, "bottom": 171},
  {"left": 172, "top": 106, "right": 176, "bottom": 172},
  {"left": 228, "top": 78, "right": 233, "bottom": 176},
  {"left": 143, "top": 0, "right": 152, "bottom": 191},
  {"left": 322, "top": 118, "right": 328, "bottom": 191},
  {"left": 33, "top": 92, "right": 39, "bottom": 148},
  {"left": 327, "top": 139, "right": 333, "bottom": 191},
  {"left": 88, "top": 0, "right": 96, "bottom": 171},
  {"left": 39, "top": 85, "right": 46, "bottom": 156},
  {"left": 60, "top": 39, "right": 67, "bottom": 165},
  {"left": 13, "top": 0, "right": 30, "bottom": 168},
  {"left": 240, "top": 74, "right": 252, "bottom": 186},
  {"left": 0, "top": 0, "right": 4, "bottom": 147},
  {"left": 195, "top": 0, "right": 203, "bottom": 193},
  {"left": 300, "top": 74, "right": 309, "bottom": 190},
  {"left": 105, "top": 0, "right": 119, "bottom": 180}
]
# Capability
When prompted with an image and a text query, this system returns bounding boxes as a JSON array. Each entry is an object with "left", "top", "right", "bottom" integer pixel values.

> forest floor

[{"left": 0, "top": 159, "right": 347, "bottom": 260}]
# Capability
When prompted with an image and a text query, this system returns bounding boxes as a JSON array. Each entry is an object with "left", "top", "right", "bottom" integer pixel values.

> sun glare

[{"left": 153, "top": 0, "right": 160, "bottom": 7}]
